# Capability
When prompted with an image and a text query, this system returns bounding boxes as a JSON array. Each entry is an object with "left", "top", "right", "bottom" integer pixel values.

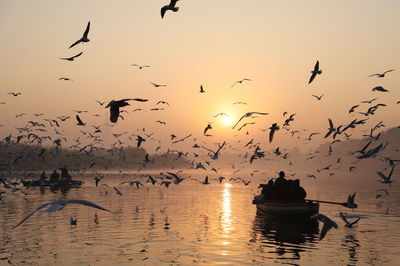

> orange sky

[{"left": 0, "top": 0, "right": 399, "bottom": 151}]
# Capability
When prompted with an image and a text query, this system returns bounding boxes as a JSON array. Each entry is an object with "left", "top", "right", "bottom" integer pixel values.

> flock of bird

[{"left": 0, "top": 2, "right": 399, "bottom": 244}]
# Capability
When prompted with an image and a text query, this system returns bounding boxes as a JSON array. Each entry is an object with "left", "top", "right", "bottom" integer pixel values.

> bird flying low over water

[
  {"left": 12, "top": 199, "right": 110, "bottom": 229},
  {"left": 369, "top": 69, "right": 394, "bottom": 78},
  {"left": 339, "top": 212, "right": 361, "bottom": 228},
  {"left": 308, "top": 60, "right": 322, "bottom": 84},
  {"left": 106, "top": 98, "right": 148, "bottom": 123},
  {"left": 161, "top": 0, "right": 180, "bottom": 19},
  {"left": 377, "top": 165, "right": 395, "bottom": 185},
  {"left": 310, "top": 213, "right": 338, "bottom": 240},
  {"left": 60, "top": 52, "right": 83, "bottom": 61}
]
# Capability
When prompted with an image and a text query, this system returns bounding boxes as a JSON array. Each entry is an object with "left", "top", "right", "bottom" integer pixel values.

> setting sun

[{"left": 223, "top": 115, "right": 233, "bottom": 125}]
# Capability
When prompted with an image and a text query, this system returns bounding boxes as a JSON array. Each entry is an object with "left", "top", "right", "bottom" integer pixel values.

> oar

[{"left": 306, "top": 199, "right": 353, "bottom": 208}]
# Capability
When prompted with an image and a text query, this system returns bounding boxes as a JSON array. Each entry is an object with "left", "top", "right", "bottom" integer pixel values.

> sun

[{"left": 222, "top": 115, "right": 233, "bottom": 125}]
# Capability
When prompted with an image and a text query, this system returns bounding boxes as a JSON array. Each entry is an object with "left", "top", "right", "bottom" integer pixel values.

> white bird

[
  {"left": 339, "top": 212, "right": 361, "bottom": 228},
  {"left": 232, "top": 112, "right": 269, "bottom": 129},
  {"left": 69, "top": 21, "right": 90, "bottom": 49},
  {"left": 308, "top": 60, "right": 322, "bottom": 84},
  {"left": 12, "top": 199, "right": 110, "bottom": 229},
  {"left": 310, "top": 213, "right": 338, "bottom": 240}
]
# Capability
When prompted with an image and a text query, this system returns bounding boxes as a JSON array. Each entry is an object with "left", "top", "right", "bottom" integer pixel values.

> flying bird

[
  {"left": 339, "top": 212, "right": 361, "bottom": 228},
  {"left": 310, "top": 213, "right": 338, "bottom": 240},
  {"left": 231, "top": 79, "right": 251, "bottom": 88},
  {"left": 59, "top": 77, "right": 73, "bottom": 81},
  {"left": 308, "top": 60, "right": 322, "bottom": 84},
  {"left": 60, "top": 52, "right": 83, "bottom": 61},
  {"left": 232, "top": 112, "right": 269, "bottom": 129},
  {"left": 269, "top": 123, "right": 279, "bottom": 143},
  {"left": 7, "top": 92, "right": 21, "bottom": 96},
  {"left": 203, "top": 123, "right": 212, "bottom": 135},
  {"left": 131, "top": 64, "right": 150, "bottom": 69},
  {"left": 200, "top": 85, "right": 205, "bottom": 93},
  {"left": 106, "top": 98, "right": 147, "bottom": 123},
  {"left": 324, "top": 118, "right": 336, "bottom": 138},
  {"left": 69, "top": 21, "right": 90, "bottom": 49},
  {"left": 312, "top": 94, "right": 324, "bottom": 100},
  {"left": 76, "top": 115, "right": 86, "bottom": 126},
  {"left": 348, "top": 105, "right": 359, "bottom": 113},
  {"left": 372, "top": 86, "right": 389, "bottom": 92},
  {"left": 150, "top": 82, "right": 166, "bottom": 87},
  {"left": 377, "top": 165, "right": 395, "bottom": 185},
  {"left": 12, "top": 199, "right": 110, "bottom": 229},
  {"left": 369, "top": 69, "right": 394, "bottom": 78},
  {"left": 161, "top": 0, "right": 180, "bottom": 19}
]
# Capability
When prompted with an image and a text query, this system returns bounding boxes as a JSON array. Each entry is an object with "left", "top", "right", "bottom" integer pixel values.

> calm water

[{"left": 1, "top": 172, "right": 400, "bottom": 265}]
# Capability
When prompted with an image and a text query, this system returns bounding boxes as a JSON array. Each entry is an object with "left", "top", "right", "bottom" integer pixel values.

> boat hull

[{"left": 253, "top": 197, "right": 319, "bottom": 216}]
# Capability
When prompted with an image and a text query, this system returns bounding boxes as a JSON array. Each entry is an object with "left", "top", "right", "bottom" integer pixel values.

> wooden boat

[{"left": 252, "top": 195, "right": 319, "bottom": 216}]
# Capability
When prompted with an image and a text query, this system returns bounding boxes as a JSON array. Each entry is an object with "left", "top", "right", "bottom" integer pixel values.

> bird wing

[
  {"left": 161, "top": 6, "right": 168, "bottom": 18},
  {"left": 65, "top": 199, "right": 110, "bottom": 212},
  {"left": 308, "top": 72, "right": 317, "bottom": 84},
  {"left": 69, "top": 39, "right": 82, "bottom": 49},
  {"left": 376, "top": 171, "right": 388, "bottom": 181},
  {"left": 71, "top": 52, "right": 83, "bottom": 59},
  {"left": 269, "top": 128, "right": 275, "bottom": 143},
  {"left": 83, "top": 21, "right": 90, "bottom": 38},
  {"left": 319, "top": 222, "right": 332, "bottom": 240},
  {"left": 42, "top": 202, "right": 66, "bottom": 213},
  {"left": 76, "top": 115, "right": 84, "bottom": 124},
  {"left": 232, "top": 114, "right": 246, "bottom": 129},
  {"left": 12, "top": 202, "right": 51, "bottom": 229},
  {"left": 132, "top": 98, "right": 149, "bottom": 102},
  {"left": 350, "top": 217, "right": 361, "bottom": 226},
  {"left": 368, "top": 74, "right": 379, "bottom": 77},
  {"left": 339, "top": 212, "right": 350, "bottom": 225},
  {"left": 328, "top": 118, "right": 334, "bottom": 128},
  {"left": 383, "top": 69, "right": 394, "bottom": 74},
  {"left": 314, "top": 60, "right": 320, "bottom": 71}
]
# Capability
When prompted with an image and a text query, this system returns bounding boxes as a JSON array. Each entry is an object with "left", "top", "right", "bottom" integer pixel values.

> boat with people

[{"left": 252, "top": 171, "right": 319, "bottom": 217}]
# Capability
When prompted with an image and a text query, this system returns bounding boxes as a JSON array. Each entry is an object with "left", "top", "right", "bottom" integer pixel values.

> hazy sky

[{"left": 0, "top": 0, "right": 399, "bottom": 151}]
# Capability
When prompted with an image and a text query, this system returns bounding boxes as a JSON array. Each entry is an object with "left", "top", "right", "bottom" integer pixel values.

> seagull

[
  {"left": 339, "top": 212, "right": 361, "bottom": 228},
  {"left": 69, "top": 21, "right": 90, "bottom": 49},
  {"left": 200, "top": 85, "right": 205, "bottom": 93},
  {"left": 361, "top": 98, "right": 378, "bottom": 104},
  {"left": 232, "top": 112, "right": 269, "bottom": 129},
  {"left": 369, "top": 70, "right": 394, "bottom": 78},
  {"left": 131, "top": 64, "right": 150, "bottom": 69},
  {"left": 269, "top": 123, "right": 279, "bottom": 143},
  {"left": 231, "top": 78, "right": 251, "bottom": 88},
  {"left": 308, "top": 60, "right": 322, "bottom": 84},
  {"left": 76, "top": 115, "right": 86, "bottom": 126},
  {"left": 203, "top": 123, "right": 212, "bottom": 135},
  {"left": 113, "top": 187, "right": 123, "bottom": 196},
  {"left": 106, "top": 98, "right": 148, "bottom": 123},
  {"left": 348, "top": 105, "right": 359, "bottom": 113},
  {"left": 60, "top": 52, "right": 83, "bottom": 61},
  {"left": 214, "top": 113, "right": 228, "bottom": 118},
  {"left": 377, "top": 165, "right": 395, "bottom": 185},
  {"left": 312, "top": 94, "right": 324, "bottom": 100},
  {"left": 324, "top": 118, "right": 336, "bottom": 138},
  {"left": 12, "top": 199, "right": 110, "bottom": 229},
  {"left": 7, "top": 92, "right": 21, "bottom": 96},
  {"left": 343, "top": 193, "right": 358, "bottom": 208},
  {"left": 59, "top": 77, "right": 73, "bottom": 81},
  {"left": 161, "top": 0, "right": 180, "bottom": 19},
  {"left": 372, "top": 86, "right": 389, "bottom": 92},
  {"left": 150, "top": 82, "right": 166, "bottom": 87},
  {"left": 310, "top": 213, "right": 338, "bottom": 240}
]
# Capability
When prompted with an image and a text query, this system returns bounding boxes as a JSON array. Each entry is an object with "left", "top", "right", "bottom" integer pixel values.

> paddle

[{"left": 306, "top": 199, "right": 355, "bottom": 208}]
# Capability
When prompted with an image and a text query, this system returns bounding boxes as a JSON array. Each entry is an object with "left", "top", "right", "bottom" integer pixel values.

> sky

[{"left": 0, "top": 0, "right": 399, "bottom": 152}]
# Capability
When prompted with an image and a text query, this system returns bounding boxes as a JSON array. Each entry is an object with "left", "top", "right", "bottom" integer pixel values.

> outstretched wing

[
  {"left": 83, "top": 21, "right": 90, "bottom": 38},
  {"left": 314, "top": 60, "right": 320, "bottom": 71},
  {"left": 161, "top": 6, "right": 168, "bottom": 18},
  {"left": 12, "top": 202, "right": 51, "bottom": 229},
  {"left": 69, "top": 39, "right": 82, "bottom": 49},
  {"left": 376, "top": 171, "right": 387, "bottom": 181},
  {"left": 65, "top": 199, "right": 110, "bottom": 212}
]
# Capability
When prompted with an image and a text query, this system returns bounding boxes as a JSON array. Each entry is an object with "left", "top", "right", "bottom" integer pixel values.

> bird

[
  {"left": 372, "top": 86, "right": 389, "bottom": 92},
  {"left": 324, "top": 118, "right": 336, "bottom": 138},
  {"left": 199, "top": 85, "right": 205, "bottom": 93},
  {"left": 7, "top": 92, "right": 21, "bottom": 96},
  {"left": 308, "top": 60, "right": 322, "bottom": 84},
  {"left": 12, "top": 199, "right": 110, "bottom": 229},
  {"left": 69, "top": 21, "right": 90, "bottom": 49},
  {"left": 310, "top": 213, "right": 338, "bottom": 240},
  {"left": 70, "top": 217, "right": 78, "bottom": 226},
  {"left": 59, "top": 52, "right": 83, "bottom": 61},
  {"left": 203, "top": 123, "right": 212, "bottom": 135},
  {"left": 150, "top": 82, "right": 166, "bottom": 87},
  {"left": 106, "top": 98, "right": 147, "bottom": 123},
  {"left": 131, "top": 64, "right": 150, "bottom": 69},
  {"left": 59, "top": 77, "right": 73, "bottom": 81},
  {"left": 231, "top": 79, "right": 251, "bottom": 88},
  {"left": 113, "top": 187, "right": 123, "bottom": 196},
  {"left": 232, "top": 112, "right": 269, "bottom": 129},
  {"left": 343, "top": 193, "right": 358, "bottom": 208},
  {"left": 377, "top": 165, "right": 395, "bottom": 185},
  {"left": 339, "top": 212, "right": 361, "bottom": 228},
  {"left": 161, "top": 0, "right": 180, "bottom": 19},
  {"left": 361, "top": 97, "right": 378, "bottom": 104},
  {"left": 348, "top": 105, "right": 359, "bottom": 113},
  {"left": 269, "top": 123, "right": 279, "bottom": 143},
  {"left": 75, "top": 115, "right": 86, "bottom": 126},
  {"left": 312, "top": 94, "right": 324, "bottom": 100},
  {"left": 369, "top": 70, "right": 394, "bottom": 78}
]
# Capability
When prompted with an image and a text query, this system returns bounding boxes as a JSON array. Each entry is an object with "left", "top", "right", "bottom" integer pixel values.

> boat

[{"left": 252, "top": 195, "right": 319, "bottom": 216}]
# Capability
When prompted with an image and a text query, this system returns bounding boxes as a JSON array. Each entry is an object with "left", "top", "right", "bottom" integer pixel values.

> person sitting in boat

[
  {"left": 293, "top": 179, "right": 306, "bottom": 201},
  {"left": 273, "top": 171, "right": 288, "bottom": 201},
  {"left": 261, "top": 179, "right": 274, "bottom": 200},
  {"left": 40, "top": 171, "right": 47, "bottom": 181},
  {"left": 50, "top": 170, "right": 60, "bottom": 182},
  {"left": 59, "top": 167, "right": 71, "bottom": 180}
]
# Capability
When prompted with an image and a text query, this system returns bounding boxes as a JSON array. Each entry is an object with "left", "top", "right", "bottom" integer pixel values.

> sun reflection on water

[{"left": 222, "top": 183, "right": 233, "bottom": 233}]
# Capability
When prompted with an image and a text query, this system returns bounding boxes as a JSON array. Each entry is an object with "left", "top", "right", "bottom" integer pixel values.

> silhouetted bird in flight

[
  {"left": 76, "top": 115, "right": 86, "bottom": 126},
  {"left": 7, "top": 92, "right": 21, "bottom": 96},
  {"left": 372, "top": 86, "right": 389, "bottom": 92},
  {"left": 308, "top": 60, "right": 322, "bottom": 84},
  {"left": 312, "top": 94, "right": 324, "bottom": 100},
  {"left": 150, "top": 82, "right": 166, "bottom": 87},
  {"left": 161, "top": 0, "right": 180, "bottom": 19},
  {"left": 231, "top": 78, "right": 251, "bottom": 88},
  {"left": 59, "top": 77, "right": 73, "bottom": 81},
  {"left": 131, "top": 64, "right": 150, "bottom": 69},
  {"left": 106, "top": 98, "right": 148, "bottom": 123},
  {"left": 369, "top": 69, "right": 394, "bottom": 78},
  {"left": 232, "top": 112, "right": 269, "bottom": 129},
  {"left": 69, "top": 21, "right": 90, "bottom": 49},
  {"left": 269, "top": 123, "right": 279, "bottom": 143},
  {"left": 60, "top": 52, "right": 83, "bottom": 61},
  {"left": 200, "top": 85, "right": 205, "bottom": 93}
]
